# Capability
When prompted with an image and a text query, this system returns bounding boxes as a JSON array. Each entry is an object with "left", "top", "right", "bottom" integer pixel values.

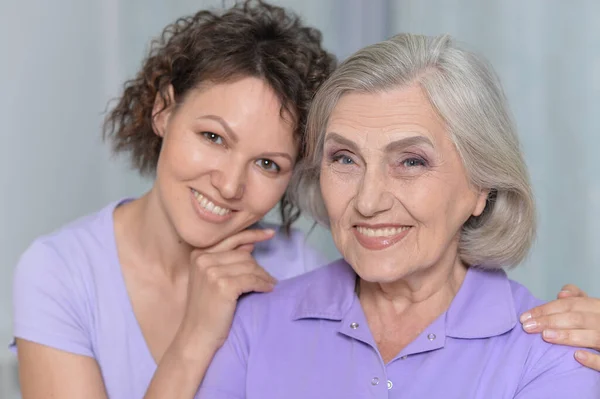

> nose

[
  {"left": 211, "top": 163, "right": 246, "bottom": 200},
  {"left": 355, "top": 166, "right": 394, "bottom": 217}
]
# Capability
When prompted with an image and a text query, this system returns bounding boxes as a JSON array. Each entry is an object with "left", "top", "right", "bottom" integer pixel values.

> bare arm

[{"left": 17, "top": 339, "right": 108, "bottom": 399}]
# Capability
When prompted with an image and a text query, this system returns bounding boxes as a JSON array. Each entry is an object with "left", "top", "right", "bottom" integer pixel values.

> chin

[{"left": 348, "top": 256, "right": 409, "bottom": 283}]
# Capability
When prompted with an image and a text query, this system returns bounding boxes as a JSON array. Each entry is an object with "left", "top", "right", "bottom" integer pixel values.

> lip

[
  {"left": 352, "top": 224, "right": 412, "bottom": 251},
  {"left": 190, "top": 188, "right": 236, "bottom": 224}
]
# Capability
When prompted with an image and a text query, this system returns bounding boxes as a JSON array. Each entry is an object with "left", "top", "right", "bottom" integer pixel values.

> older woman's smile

[{"left": 353, "top": 224, "right": 412, "bottom": 250}]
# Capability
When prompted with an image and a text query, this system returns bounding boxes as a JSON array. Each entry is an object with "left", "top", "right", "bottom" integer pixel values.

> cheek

[
  {"left": 320, "top": 167, "right": 356, "bottom": 221},
  {"left": 246, "top": 173, "right": 292, "bottom": 212},
  {"left": 160, "top": 134, "right": 210, "bottom": 180}
]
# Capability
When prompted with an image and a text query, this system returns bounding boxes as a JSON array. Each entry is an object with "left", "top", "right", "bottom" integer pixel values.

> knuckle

[
  {"left": 216, "top": 276, "right": 232, "bottom": 293},
  {"left": 204, "top": 266, "right": 221, "bottom": 281}
]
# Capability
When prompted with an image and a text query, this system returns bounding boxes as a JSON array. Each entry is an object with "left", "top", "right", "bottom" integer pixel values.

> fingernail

[
  {"left": 559, "top": 290, "right": 571, "bottom": 295},
  {"left": 576, "top": 351, "right": 588, "bottom": 361},
  {"left": 522, "top": 320, "right": 538, "bottom": 331},
  {"left": 543, "top": 329, "right": 559, "bottom": 339},
  {"left": 520, "top": 312, "right": 532, "bottom": 323},
  {"left": 264, "top": 229, "right": 276, "bottom": 235}
]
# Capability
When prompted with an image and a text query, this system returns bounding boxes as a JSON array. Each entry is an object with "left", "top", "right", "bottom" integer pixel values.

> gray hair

[{"left": 289, "top": 33, "right": 536, "bottom": 268}]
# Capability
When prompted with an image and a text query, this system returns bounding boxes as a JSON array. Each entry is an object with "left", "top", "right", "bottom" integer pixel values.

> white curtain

[{"left": 1, "top": 1, "right": 599, "bottom": 397}]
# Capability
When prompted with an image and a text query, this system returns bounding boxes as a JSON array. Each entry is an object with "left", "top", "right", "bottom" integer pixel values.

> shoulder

[
  {"left": 504, "top": 277, "right": 600, "bottom": 395},
  {"left": 252, "top": 222, "right": 328, "bottom": 280},
  {"left": 11, "top": 200, "right": 125, "bottom": 356},
  {"left": 14, "top": 200, "right": 119, "bottom": 282},
  {"left": 234, "top": 260, "right": 344, "bottom": 318},
  {"left": 232, "top": 260, "right": 350, "bottom": 336}
]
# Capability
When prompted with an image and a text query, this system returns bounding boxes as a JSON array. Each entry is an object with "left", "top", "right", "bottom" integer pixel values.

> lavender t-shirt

[
  {"left": 10, "top": 199, "right": 327, "bottom": 399},
  {"left": 199, "top": 260, "right": 600, "bottom": 398}
]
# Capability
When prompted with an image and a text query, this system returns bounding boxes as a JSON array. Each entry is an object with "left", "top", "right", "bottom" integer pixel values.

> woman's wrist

[{"left": 169, "top": 327, "right": 221, "bottom": 366}]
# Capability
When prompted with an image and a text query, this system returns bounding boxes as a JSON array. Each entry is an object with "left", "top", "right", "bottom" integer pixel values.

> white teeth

[
  {"left": 356, "top": 226, "right": 410, "bottom": 237},
  {"left": 192, "top": 190, "right": 231, "bottom": 216}
]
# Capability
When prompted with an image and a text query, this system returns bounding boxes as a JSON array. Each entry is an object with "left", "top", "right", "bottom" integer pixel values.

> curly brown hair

[{"left": 103, "top": 0, "right": 336, "bottom": 232}]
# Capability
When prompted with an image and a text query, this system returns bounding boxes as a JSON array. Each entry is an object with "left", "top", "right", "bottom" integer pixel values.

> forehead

[
  {"left": 327, "top": 85, "right": 447, "bottom": 145},
  {"left": 185, "top": 77, "right": 287, "bottom": 119},
  {"left": 180, "top": 77, "right": 297, "bottom": 148}
]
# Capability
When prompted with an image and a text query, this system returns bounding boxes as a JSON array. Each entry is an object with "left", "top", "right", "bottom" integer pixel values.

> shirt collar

[
  {"left": 291, "top": 260, "right": 517, "bottom": 339},
  {"left": 291, "top": 259, "right": 356, "bottom": 321},
  {"left": 445, "top": 266, "right": 517, "bottom": 338}
]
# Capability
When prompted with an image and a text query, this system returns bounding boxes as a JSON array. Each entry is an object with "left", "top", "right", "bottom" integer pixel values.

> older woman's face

[{"left": 320, "top": 85, "right": 488, "bottom": 283}]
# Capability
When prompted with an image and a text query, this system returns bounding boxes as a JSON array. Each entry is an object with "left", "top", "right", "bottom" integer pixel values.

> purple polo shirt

[{"left": 198, "top": 259, "right": 600, "bottom": 398}]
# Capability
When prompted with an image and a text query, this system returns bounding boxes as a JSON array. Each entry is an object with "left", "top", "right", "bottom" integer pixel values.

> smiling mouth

[
  {"left": 353, "top": 224, "right": 412, "bottom": 250},
  {"left": 191, "top": 189, "right": 233, "bottom": 216},
  {"left": 355, "top": 225, "right": 411, "bottom": 237}
]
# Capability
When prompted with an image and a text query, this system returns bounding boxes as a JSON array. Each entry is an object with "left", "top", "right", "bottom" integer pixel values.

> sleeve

[
  {"left": 10, "top": 239, "right": 93, "bottom": 357},
  {"left": 195, "top": 302, "right": 252, "bottom": 398},
  {"left": 514, "top": 346, "right": 600, "bottom": 398}
]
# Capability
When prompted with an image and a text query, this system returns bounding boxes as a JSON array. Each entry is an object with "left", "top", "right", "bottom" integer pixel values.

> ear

[
  {"left": 151, "top": 84, "right": 175, "bottom": 138},
  {"left": 472, "top": 188, "right": 490, "bottom": 217}
]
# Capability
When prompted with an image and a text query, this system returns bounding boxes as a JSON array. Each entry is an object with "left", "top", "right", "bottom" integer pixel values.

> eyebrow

[
  {"left": 198, "top": 115, "right": 293, "bottom": 162},
  {"left": 197, "top": 115, "right": 239, "bottom": 143},
  {"left": 262, "top": 152, "right": 293, "bottom": 162},
  {"left": 324, "top": 132, "right": 434, "bottom": 153}
]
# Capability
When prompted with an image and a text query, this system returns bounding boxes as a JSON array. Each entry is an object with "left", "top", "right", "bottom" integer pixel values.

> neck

[
  {"left": 358, "top": 250, "right": 467, "bottom": 323},
  {"left": 115, "top": 188, "right": 193, "bottom": 280}
]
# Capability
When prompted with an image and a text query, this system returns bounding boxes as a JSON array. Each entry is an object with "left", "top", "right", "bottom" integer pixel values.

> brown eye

[
  {"left": 202, "top": 131, "right": 223, "bottom": 145},
  {"left": 256, "top": 159, "right": 280, "bottom": 172}
]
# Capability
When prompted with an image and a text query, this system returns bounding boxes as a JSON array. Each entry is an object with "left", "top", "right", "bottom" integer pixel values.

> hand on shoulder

[{"left": 521, "top": 284, "right": 600, "bottom": 372}]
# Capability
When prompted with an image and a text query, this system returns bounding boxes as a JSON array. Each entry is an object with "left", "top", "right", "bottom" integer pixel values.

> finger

[
  {"left": 520, "top": 297, "right": 599, "bottom": 322},
  {"left": 207, "top": 228, "right": 276, "bottom": 252},
  {"left": 219, "top": 261, "right": 277, "bottom": 284},
  {"left": 522, "top": 312, "right": 600, "bottom": 333},
  {"left": 541, "top": 329, "right": 600, "bottom": 351},
  {"left": 227, "top": 274, "right": 276, "bottom": 296},
  {"left": 193, "top": 249, "right": 255, "bottom": 268},
  {"left": 557, "top": 284, "right": 588, "bottom": 299},
  {"left": 201, "top": 259, "right": 277, "bottom": 286},
  {"left": 575, "top": 350, "right": 600, "bottom": 372},
  {"left": 237, "top": 244, "right": 254, "bottom": 253}
]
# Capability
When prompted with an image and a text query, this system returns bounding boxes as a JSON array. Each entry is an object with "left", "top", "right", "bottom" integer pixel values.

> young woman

[{"left": 12, "top": 2, "right": 335, "bottom": 398}]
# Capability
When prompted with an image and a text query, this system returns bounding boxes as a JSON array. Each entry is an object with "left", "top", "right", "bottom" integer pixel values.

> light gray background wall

[{"left": 1, "top": 1, "right": 599, "bottom": 397}]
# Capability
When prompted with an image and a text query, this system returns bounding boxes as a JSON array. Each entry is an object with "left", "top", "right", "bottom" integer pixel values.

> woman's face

[
  {"left": 320, "top": 85, "right": 488, "bottom": 283},
  {"left": 153, "top": 77, "right": 297, "bottom": 248}
]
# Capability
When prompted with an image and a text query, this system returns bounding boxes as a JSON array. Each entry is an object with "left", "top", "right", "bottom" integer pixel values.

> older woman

[{"left": 197, "top": 33, "right": 600, "bottom": 398}]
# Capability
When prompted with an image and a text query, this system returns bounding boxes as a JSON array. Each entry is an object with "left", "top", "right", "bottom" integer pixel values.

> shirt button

[
  {"left": 427, "top": 333, "right": 436, "bottom": 341},
  {"left": 387, "top": 380, "right": 393, "bottom": 390},
  {"left": 350, "top": 322, "right": 359, "bottom": 329},
  {"left": 371, "top": 377, "right": 379, "bottom": 386}
]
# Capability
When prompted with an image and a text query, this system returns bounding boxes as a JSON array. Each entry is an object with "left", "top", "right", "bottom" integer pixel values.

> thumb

[{"left": 206, "top": 228, "right": 276, "bottom": 253}]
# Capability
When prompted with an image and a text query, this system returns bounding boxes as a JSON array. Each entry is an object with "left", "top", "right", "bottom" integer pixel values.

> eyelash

[
  {"left": 330, "top": 153, "right": 356, "bottom": 165},
  {"left": 399, "top": 157, "right": 428, "bottom": 168},
  {"left": 201, "top": 131, "right": 224, "bottom": 145},
  {"left": 255, "top": 159, "right": 280, "bottom": 173}
]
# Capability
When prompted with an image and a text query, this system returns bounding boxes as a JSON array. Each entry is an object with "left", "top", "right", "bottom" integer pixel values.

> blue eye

[
  {"left": 334, "top": 155, "right": 355, "bottom": 165},
  {"left": 202, "top": 131, "right": 223, "bottom": 145},
  {"left": 402, "top": 158, "right": 427, "bottom": 168},
  {"left": 256, "top": 159, "right": 280, "bottom": 172}
]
